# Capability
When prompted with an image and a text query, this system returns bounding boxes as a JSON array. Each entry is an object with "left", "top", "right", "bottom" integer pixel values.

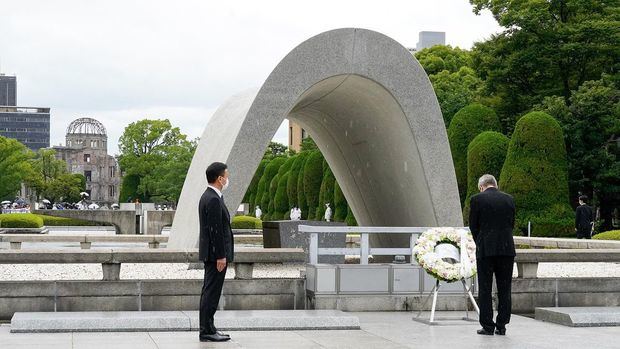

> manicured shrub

[
  {"left": 499, "top": 111, "right": 573, "bottom": 237},
  {"left": 231, "top": 215, "right": 262, "bottom": 229},
  {"left": 345, "top": 206, "right": 357, "bottom": 226},
  {"left": 245, "top": 159, "right": 268, "bottom": 211},
  {"left": 448, "top": 103, "right": 501, "bottom": 204},
  {"left": 119, "top": 174, "right": 144, "bottom": 203},
  {"left": 316, "top": 161, "right": 335, "bottom": 221},
  {"left": 463, "top": 131, "right": 509, "bottom": 223},
  {"left": 333, "top": 181, "right": 347, "bottom": 222},
  {"left": 0, "top": 213, "right": 43, "bottom": 228},
  {"left": 303, "top": 151, "right": 324, "bottom": 220},
  {"left": 296, "top": 155, "right": 311, "bottom": 220},
  {"left": 265, "top": 173, "right": 280, "bottom": 221},
  {"left": 287, "top": 153, "right": 308, "bottom": 210},
  {"left": 274, "top": 172, "right": 290, "bottom": 220},
  {"left": 593, "top": 230, "right": 620, "bottom": 240},
  {"left": 258, "top": 157, "right": 286, "bottom": 214}
]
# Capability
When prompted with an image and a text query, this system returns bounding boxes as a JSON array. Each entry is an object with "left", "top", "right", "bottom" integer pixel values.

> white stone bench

[
  {"left": 0, "top": 234, "right": 169, "bottom": 250},
  {"left": 0, "top": 248, "right": 305, "bottom": 280}
]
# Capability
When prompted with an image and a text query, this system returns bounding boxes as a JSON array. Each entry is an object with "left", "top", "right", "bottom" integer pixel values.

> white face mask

[{"left": 222, "top": 177, "right": 230, "bottom": 191}]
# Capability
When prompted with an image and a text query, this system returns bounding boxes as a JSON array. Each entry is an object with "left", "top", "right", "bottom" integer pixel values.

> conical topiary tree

[
  {"left": 258, "top": 157, "right": 286, "bottom": 216},
  {"left": 316, "top": 160, "right": 336, "bottom": 221},
  {"left": 499, "top": 111, "right": 573, "bottom": 237},
  {"left": 333, "top": 181, "right": 348, "bottom": 222},
  {"left": 287, "top": 152, "right": 308, "bottom": 211},
  {"left": 345, "top": 206, "right": 357, "bottom": 226},
  {"left": 274, "top": 172, "right": 290, "bottom": 220},
  {"left": 265, "top": 173, "right": 280, "bottom": 220},
  {"left": 245, "top": 159, "right": 268, "bottom": 212},
  {"left": 296, "top": 155, "right": 311, "bottom": 220},
  {"left": 303, "top": 150, "right": 324, "bottom": 220},
  {"left": 448, "top": 103, "right": 501, "bottom": 205},
  {"left": 463, "top": 131, "right": 509, "bottom": 224}
]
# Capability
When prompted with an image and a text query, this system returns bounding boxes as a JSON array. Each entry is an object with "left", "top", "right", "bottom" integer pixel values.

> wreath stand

[{"left": 412, "top": 277, "right": 479, "bottom": 325}]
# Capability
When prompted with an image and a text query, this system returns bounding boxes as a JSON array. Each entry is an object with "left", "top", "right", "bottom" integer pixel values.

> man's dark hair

[
  {"left": 206, "top": 162, "right": 228, "bottom": 183},
  {"left": 579, "top": 195, "right": 588, "bottom": 203}
]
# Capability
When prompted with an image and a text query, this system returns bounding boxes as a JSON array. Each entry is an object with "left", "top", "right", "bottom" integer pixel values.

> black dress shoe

[
  {"left": 216, "top": 331, "right": 230, "bottom": 338},
  {"left": 477, "top": 328, "right": 494, "bottom": 335},
  {"left": 495, "top": 328, "right": 506, "bottom": 335},
  {"left": 199, "top": 333, "right": 231, "bottom": 342}
]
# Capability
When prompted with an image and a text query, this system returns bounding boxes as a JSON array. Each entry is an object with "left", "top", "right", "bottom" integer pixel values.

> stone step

[
  {"left": 10, "top": 310, "right": 360, "bottom": 333},
  {"left": 535, "top": 307, "right": 620, "bottom": 327}
]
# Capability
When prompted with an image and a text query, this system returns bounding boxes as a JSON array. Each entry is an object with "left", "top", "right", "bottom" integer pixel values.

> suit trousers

[
  {"left": 476, "top": 256, "right": 514, "bottom": 332},
  {"left": 199, "top": 261, "right": 227, "bottom": 334}
]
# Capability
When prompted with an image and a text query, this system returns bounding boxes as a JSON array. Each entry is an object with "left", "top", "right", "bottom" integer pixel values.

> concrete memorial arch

[{"left": 169, "top": 28, "right": 461, "bottom": 250}]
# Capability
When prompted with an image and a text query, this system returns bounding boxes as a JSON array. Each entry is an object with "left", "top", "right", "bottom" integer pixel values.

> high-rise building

[
  {"left": 288, "top": 120, "right": 307, "bottom": 152},
  {"left": 415, "top": 31, "right": 446, "bottom": 51},
  {"left": 52, "top": 117, "right": 121, "bottom": 205},
  {"left": 0, "top": 73, "right": 50, "bottom": 151},
  {"left": 0, "top": 74, "right": 17, "bottom": 106}
]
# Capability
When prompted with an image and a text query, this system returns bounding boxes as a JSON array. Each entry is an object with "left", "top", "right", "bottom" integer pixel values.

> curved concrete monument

[{"left": 169, "top": 28, "right": 462, "bottom": 250}]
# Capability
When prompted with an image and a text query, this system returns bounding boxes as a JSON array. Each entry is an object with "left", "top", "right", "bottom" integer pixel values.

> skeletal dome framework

[{"left": 66, "top": 117, "right": 107, "bottom": 136}]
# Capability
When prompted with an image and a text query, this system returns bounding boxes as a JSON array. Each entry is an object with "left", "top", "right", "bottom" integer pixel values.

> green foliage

[
  {"left": 499, "top": 111, "right": 573, "bottom": 237},
  {"left": 345, "top": 206, "right": 357, "bottom": 226},
  {"left": 448, "top": 103, "right": 501, "bottom": 204},
  {"left": 258, "top": 157, "right": 286, "bottom": 214},
  {"left": 265, "top": 173, "right": 280, "bottom": 221},
  {"left": 231, "top": 215, "right": 262, "bottom": 229},
  {"left": 117, "top": 119, "right": 189, "bottom": 201},
  {"left": 36, "top": 214, "right": 109, "bottom": 226},
  {"left": 429, "top": 67, "right": 484, "bottom": 126},
  {"left": 44, "top": 173, "right": 85, "bottom": 203},
  {"left": 593, "top": 230, "right": 620, "bottom": 240},
  {"left": 535, "top": 75, "right": 619, "bottom": 230},
  {"left": 246, "top": 160, "right": 268, "bottom": 211},
  {"left": 0, "top": 136, "right": 35, "bottom": 200},
  {"left": 463, "top": 131, "right": 509, "bottom": 223},
  {"left": 264, "top": 141, "right": 290, "bottom": 159},
  {"left": 274, "top": 172, "right": 291, "bottom": 220},
  {"left": 300, "top": 137, "right": 318, "bottom": 152},
  {"left": 0, "top": 213, "right": 43, "bottom": 228},
  {"left": 303, "top": 151, "right": 324, "bottom": 220},
  {"left": 296, "top": 155, "right": 310, "bottom": 219},
  {"left": 119, "top": 174, "right": 143, "bottom": 203},
  {"left": 416, "top": 45, "right": 473, "bottom": 75},
  {"left": 333, "top": 181, "right": 347, "bottom": 222},
  {"left": 316, "top": 162, "right": 335, "bottom": 220},
  {"left": 287, "top": 153, "right": 308, "bottom": 210},
  {"left": 470, "top": 0, "right": 619, "bottom": 131}
]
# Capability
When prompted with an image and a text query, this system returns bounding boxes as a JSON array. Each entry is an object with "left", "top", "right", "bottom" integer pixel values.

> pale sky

[{"left": 0, "top": 0, "right": 502, "bottom": 156}]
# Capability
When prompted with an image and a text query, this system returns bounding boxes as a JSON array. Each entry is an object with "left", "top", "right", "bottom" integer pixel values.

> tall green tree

[
  {"left": 148, "top": 139, "right": 197, "bottom": 203},
  {"left": 303, "top": 151, "right": 324, "bottom": 220},
  {"left": 117, "top": 119, "right": 189, "bottom": 201},
  {"left": 470, "top": 0, "right": 619, "bottom": 131},
  {"left": 0, "top": 136, "right": 35, "bottom": 200}
]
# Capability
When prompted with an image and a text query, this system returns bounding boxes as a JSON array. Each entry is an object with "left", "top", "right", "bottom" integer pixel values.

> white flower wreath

[{"left": 412, "top": 227, "right": 477, "bottom": 283}]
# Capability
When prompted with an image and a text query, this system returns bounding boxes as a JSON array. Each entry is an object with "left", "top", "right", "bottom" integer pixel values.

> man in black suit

[
  {"left": 198, "top": 162, "right": 234, "bottom": 342},
  {"left": 575, "top": 195, "right": 594, "bottom": 239},
  {"left": 469, "top": 174, "right": 516, "bottom": 336}
]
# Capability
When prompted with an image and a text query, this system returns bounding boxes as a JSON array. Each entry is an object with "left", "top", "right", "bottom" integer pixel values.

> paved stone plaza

[{"left": 2, "top": 311, "right": 619, "bottom": 348}]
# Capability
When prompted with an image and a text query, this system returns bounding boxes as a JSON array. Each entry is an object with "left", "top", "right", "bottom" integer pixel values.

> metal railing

[{"left": 299, "top": 225, "right": 470, "bottom": 264}]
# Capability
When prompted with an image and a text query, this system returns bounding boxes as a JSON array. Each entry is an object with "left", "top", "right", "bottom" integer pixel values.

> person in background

[{"left": 575, "top": 195, "right": 594, "bottom": 239}]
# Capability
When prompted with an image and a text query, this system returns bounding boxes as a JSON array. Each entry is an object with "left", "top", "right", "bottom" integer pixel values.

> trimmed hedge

[
  {"left": 119, "top": 174, "right": 143, "bottom": 203},
  {"left": 37, "top": 214, "right": 109, "bottom": 226},
  {"left": 246, "top": 159, "right": 268, "bottom": 211},
  {"left": 345, "top": 206, "right": 357, "bottom": 226},
  {"left": 296, "top": 154, "right": 311, "bottom": 220},
  {"left": 593, "top": 230, "right": 620, "bottom": 240},
  {"left": 499, "top": 111, "right": 573, "bottom": 237},
  {"left": 0, "top": 213, "right": 44, "bottom": 228},
  {"left": 333, "top": 181, "right": 347, "bottom": 222},
  {"left": 463, "top": 131, "right": 509, "bottom": 223},
  {"left": 265, "top": 173, "right": 280, "bottom": 221},
  {"left": 258, "top": 157, "right": 286, "bottom": 214},
  {"left": 447, "top": 103, "right": 501, "bottom": 205},
  {"left": 287, "top": 153, "right": 308, "bottom": 210},
  {"left": 303, "top": 151, "right": 324, "bottom": 220},
  {"left": 232, "top": 215, "right": 262, "bottom": 229},
  {"left": 316, "top": 161, "right": 335, "bottom": 221},
  {"left": 274, "top": 172, "right": 290, "bottom": 220}
]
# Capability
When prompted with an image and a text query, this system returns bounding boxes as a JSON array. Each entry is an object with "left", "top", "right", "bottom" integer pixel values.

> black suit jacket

[
  {"left": 575, "top": 205, "right": 593, "bottom": 232},
  {"left": 198, "top": 187, "right": 234, "bottom": 262},
  {"left": 468, "top": 187, "right": 516, "bottom": 259}
]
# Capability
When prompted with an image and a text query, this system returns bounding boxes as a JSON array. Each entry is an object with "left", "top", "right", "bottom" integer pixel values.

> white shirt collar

[{"left": 207, "top": 185, "right": 223, "bottom": 198}]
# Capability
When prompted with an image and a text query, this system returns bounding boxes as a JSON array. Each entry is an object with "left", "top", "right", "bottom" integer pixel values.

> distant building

[
  {"left": 415, "top": 31, "right": 446, "bottom": 51},
  {"left": 0, "top": 73, "right": 50, "bottom": 151},
  {"left": 0, "top": 74, "right": 17, "bottom": 106},
  {"left": 52, "top": 117, "right": 121, "bottom": 206},
  {"left": 288, "top": 120, "right": 307, "bottom": 152}
]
